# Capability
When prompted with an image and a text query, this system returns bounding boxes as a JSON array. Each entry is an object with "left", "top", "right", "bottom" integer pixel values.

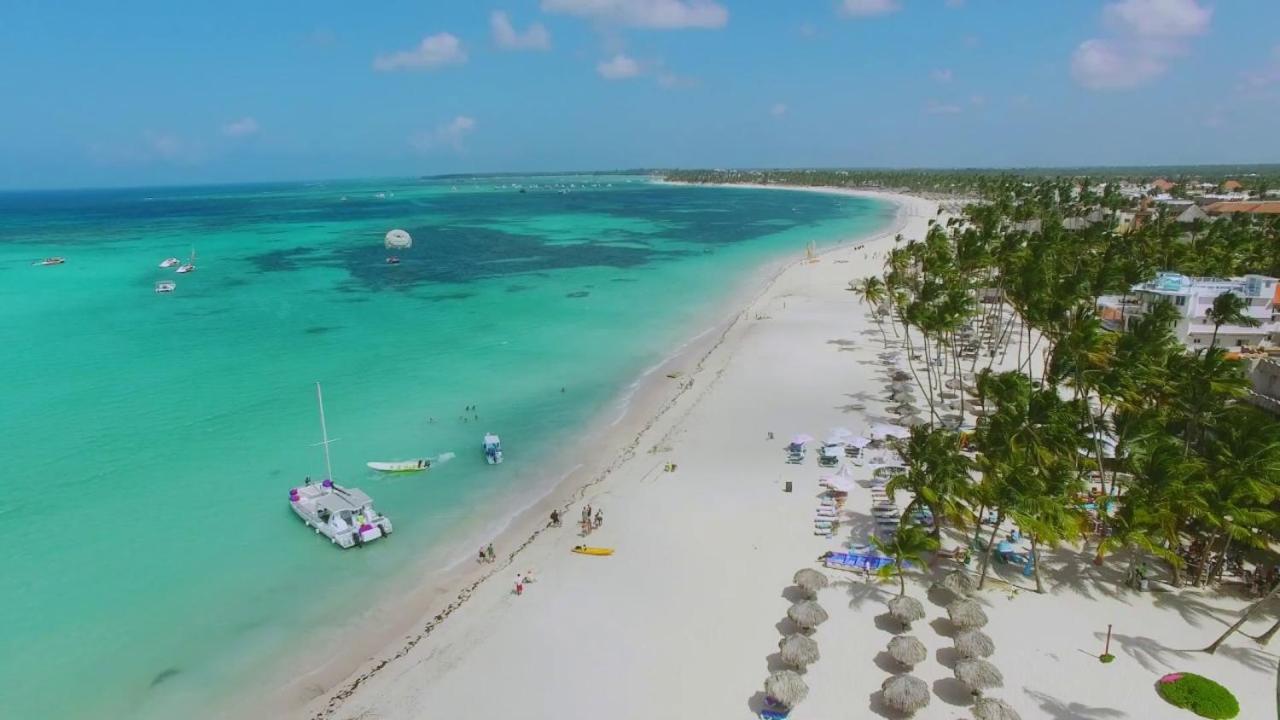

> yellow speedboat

[{"left": 572, "top": 546, "right": 614, "bottom": 556}]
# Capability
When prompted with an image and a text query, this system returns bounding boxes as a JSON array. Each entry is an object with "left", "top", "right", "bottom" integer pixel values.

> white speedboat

[
  {"left": 366, "top": 459, "right": 430, "bottom": 473},
  {"left": 176, "top": 248, "right": 196, "bottom": 274},
  {"left": 159, "top": 257, "right": 180, "bottom": 268},
  {"left": 289, "top": 383, "right": 393, "bottom": 548},
  {"left": 34, "top": 257, "right": 65, "bottom": 266},
  {"left": 155, "top": 280, "right": 176, "bottom": 294},
  {"left": 483, "top": 433, "right": 503, "bottom": 464}
]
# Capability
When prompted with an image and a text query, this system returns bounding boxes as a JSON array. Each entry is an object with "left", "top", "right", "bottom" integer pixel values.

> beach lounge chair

[{"left": 760, "top": 709, "right": 790, "bottom": 719}]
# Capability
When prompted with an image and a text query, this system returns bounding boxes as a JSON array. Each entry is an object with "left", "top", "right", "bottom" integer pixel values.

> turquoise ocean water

[{"left": 0, "top": 176, "right": 890, "bottom": 719}]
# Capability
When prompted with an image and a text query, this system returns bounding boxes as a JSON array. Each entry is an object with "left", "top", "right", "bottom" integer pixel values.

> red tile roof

[{"left": 1205, "top": 201, "right": 1280, "bottom": 215}]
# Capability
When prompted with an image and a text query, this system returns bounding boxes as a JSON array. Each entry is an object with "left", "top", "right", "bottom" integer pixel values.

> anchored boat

[
  {"left": 289, "top": 383, "right": 393, "bottom": 548},
  {"left": 483, "top": 433, "right": 503, "bottom": 464},
  {"left": 34, "top": 257, "right": 65, "bottom": 266},
  {"left": 159, "top": 257, "right": 180, "bottom": 268},
  {"left": 155, "top": 280, "right": 176, "bottom": 294}
]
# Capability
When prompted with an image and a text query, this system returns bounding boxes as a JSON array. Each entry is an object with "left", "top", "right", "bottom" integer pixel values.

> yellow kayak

[{"left": 572, "top": 546, "right": 614, "bottom": 556}]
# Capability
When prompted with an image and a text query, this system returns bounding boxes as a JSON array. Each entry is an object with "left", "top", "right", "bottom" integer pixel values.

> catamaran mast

[{"left": 315, "top": 382, "right": 335, "bottom": 482}]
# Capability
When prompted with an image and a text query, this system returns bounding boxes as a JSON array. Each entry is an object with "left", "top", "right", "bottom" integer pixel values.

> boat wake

[{"left": 433, "top": 452, "right": 456, "bottom": 464}]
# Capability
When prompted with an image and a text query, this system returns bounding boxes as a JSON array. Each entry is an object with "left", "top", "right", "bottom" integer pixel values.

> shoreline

[{"left": 259, "top": 185, "right": 915, "bottom": 720}]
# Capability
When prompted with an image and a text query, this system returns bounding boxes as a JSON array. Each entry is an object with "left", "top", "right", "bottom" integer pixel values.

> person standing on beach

[
  {"left": 515, "top": 573, "right": 524, "bottom": 596},
  {"left": 478, "top": 547, "right": 486, "bottom": 564},
  {"left": 486, "top": 543, "right": 495, "bottom": 563}
]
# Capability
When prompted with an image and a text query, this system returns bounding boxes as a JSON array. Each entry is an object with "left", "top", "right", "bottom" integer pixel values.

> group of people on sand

[
  {"left": 580, "top": 504, "right": 603, "bottom": 535},
  {"left": 477, "top": 543, "right": 496, "bottom": 564}
]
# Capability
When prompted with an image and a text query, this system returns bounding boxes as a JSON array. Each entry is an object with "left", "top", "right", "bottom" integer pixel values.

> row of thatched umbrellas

[
  {"left": 761, "top": 570, "right": 832, "bottom": 712},
  {"left": 870, "top": 571, "right": 1022, "bottom": 719}
]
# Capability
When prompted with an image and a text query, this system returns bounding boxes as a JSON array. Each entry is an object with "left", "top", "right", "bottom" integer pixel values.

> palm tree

[
  {"left": 852, "top": 275, "right": 891, "bottom": 346},
  {"left": 1205, "top": 291, "right": 1260, "bottom": 350},
  {"left": 887, "top": 426, "right": 973, "bottom": 539},
  {"left": 871, "top": 525, "right": 940, "bottom": 597}
]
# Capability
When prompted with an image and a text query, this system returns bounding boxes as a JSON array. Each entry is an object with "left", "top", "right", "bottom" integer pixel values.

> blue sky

[{"left": 1, "top": 0, "right": 1278, "bottom": 189}]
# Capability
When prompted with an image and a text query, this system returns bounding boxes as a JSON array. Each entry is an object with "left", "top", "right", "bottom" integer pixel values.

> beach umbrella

[
  {"left": 954, "top": 629, "right": 995, "bottom": 659},
  {"left": 790, "top": 433, "right": 815, "bottom": 446},
  {"left": 937, "top": 569, "right": 977, "bottom": 598},
  {"left": 849, "top": 436, "right": 872, "bottom": 449},
  {"left": 793, "top": 568, "right": 830, "bottom": 597},
  {"left": 778, "top": 633, "right": 820, "bottom": 669},
  {"left": 787, "top": 600, "right": 829, "bottom": 632},
  {"left": 972, "top": 697, "right": 1022, "bottom": 720},
  {"left": 764, "top": 670, "right": 809, "bottom": 709},
  {"left": 887, "top": 595, "right": 925, "bottom": 628},
  {"left": 948, "top": 599, "right": 989, "bottom": 629},
  {"left": 955, "top": 658, "right": 1004, "bottom": 695},
  {"left": 886, "top": 635, "right": 927, "bottom": 667},
  {"left": 384, "top": 228, "right": 412, "bottom": 250},
  {"left": 880, "top": 674, "right": 930, "bottom": 716}
]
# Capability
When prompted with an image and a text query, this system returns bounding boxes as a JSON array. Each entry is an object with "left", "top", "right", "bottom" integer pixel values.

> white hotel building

[{"left": 1099, "top": 272, "right": 1279, "bottom": 351}]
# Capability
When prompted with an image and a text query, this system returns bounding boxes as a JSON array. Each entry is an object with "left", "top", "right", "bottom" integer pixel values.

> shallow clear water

[{"left": 0, "top": 176, "right": 891, "bottom": 718}]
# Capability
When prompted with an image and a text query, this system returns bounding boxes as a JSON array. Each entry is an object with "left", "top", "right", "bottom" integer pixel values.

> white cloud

[
  {"left": 374, "top": 33, "right": 467, "bottom": 72},
  {"left": 221, "top": 117, "right": 260, "bottom": 138},
  {"left": 491, "top": 11, "right": 551, "bottom": 50},
  {"left": 931, "top": 68, "right": 953, "bottom": 83},
  {"left": 925, "top": 100, "right": 962, "bottom": 115},
  {"left": 1071, "top": 0, "right": 1210, "bottom": 90},
  {"left": 541, "top": 0, "right": 727, "bottom": 29},
  {"left": 597, "top": 53, "right": 641, "bottom": 79},
  {"left": 411, "top": 116, "right": 476, "bottom": 153},
  {"left": 771, "top": 103, "right": 787, "bottom": 117},
  {"left": 840, "top": 0, "right": 901, "bottom": 17},
  {"left": 1102, "top": 0, "right": 1211, "bottom": 38}
]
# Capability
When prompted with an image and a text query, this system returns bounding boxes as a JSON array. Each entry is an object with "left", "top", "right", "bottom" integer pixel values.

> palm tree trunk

[
  {"left": 977, "top": 512, "right": 1004, "bottom": 590},
  {"left": 1203, "top": 581, "right": 1280, "bottom": 653},
  {"left": 1030, "top": 536, "right": 1044, "bottom": 593},
  {"left": 1251, "top": 615, "right": 1280, "bottom": 646},
  {"left": 1196, "top": 531, "right": 1221, "bottom": 587}
]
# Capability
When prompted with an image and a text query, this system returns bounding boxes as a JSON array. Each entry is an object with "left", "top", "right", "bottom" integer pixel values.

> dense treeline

[{"left": 844, "top": 178, "right": 1280, "bottom": 651}]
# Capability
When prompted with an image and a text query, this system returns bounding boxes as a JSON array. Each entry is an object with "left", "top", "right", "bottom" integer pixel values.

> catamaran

[
  {"left": 289, "top": 383, "right": 393, "bottom": 548},
  {"left": 176, "top": 248, "right": 196, "bottom": 274},
  {"left": 483, "top": 433, "right": 503, "bottom": 464},
  {"left": 154, "top": 280, "right": 176, "bottom": 294}
]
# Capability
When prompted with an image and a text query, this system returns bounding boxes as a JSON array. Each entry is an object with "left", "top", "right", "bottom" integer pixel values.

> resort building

[
  {"left": 1205, "top": 201, "right": 1280, "bottom": 216},
  {"left": 1098, "top": 272, "right": 1279, "bottom": 351}
]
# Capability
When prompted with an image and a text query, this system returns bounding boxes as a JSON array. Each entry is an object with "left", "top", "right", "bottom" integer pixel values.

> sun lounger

[
  {"left": 824, "top": 552, "right": 895, "bottom": 572},
  {"left": 760, "top": 708, "right": 791, "bottom": 719}
]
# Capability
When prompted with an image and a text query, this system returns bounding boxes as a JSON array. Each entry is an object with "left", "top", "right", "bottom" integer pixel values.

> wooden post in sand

[{"left": 1100, "top": 624, "right": 1115, "bottom": 663}]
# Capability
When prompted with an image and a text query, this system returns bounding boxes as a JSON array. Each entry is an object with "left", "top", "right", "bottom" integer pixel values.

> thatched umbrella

[
  {"left": 778, "top": 633, "right": 820, "bottom": 670},
  {"left": 954, "top": 629, "right": 995, "bottom": 659},
  {"left": 936, "top": 569, "right": 977, "bottom": 598},
  {"left": 955, "top": 658, "right": 1004, "bottom": 696},
  {"left": 948, "top": 598, "right": 989, "bottom": 629},
  {"left": 788, "top": 600, "right": 829, "bottom": 632},
  {"left": 972, "top": 697, "right": 1022, "bottom": 720},
  {"left": 881, "top": 674, "right": 930, "bottom": 716},
  {"left": 886, "top": 635, "right": 927, "bottom": 667},
  {"left": 887, "top": 595, "right": 925, "bottom": 628},
  {"left": 793, "top": 568, "right": 829, "bottom": 598},
  {"left": 764, "top": 670, "right": 808, "bottom": 709}
]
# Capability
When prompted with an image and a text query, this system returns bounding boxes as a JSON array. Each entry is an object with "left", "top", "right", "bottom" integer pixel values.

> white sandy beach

[{"left": 294, "top": 187, "right": 1277, "bottom": 720}]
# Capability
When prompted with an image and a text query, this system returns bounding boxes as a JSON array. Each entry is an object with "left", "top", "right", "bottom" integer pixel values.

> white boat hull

[{"left": 366, "top": 460, "right": 430, "bottom": 473}]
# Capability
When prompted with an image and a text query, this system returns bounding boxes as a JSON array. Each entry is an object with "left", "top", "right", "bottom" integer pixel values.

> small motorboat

[
  {"left": 34, "top": 257, "right": 65, "bottom": 266},
  {"left": 385, "top": 256, "right": 400, "bottom": 265},
  {"left": 366, "top": 459, "right": 430, "bottom": 473},
  {"left": 571, "top": 546, "right": 614, "bottom": 556},
  {"left": 155, "top": 280, "right": 176, "bottom": 294},
  {"left": 159, "top": 257, "right": 180, "bottom": 268},
  {"left": 483, "top": 433, "right": 503, "bottom": 464},
  {"left": 176, "top": 248, "right": 196, "bottom": 274}
]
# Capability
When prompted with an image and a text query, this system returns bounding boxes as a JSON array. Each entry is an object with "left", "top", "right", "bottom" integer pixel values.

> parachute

[{"left": 384, "top": 229, "right": 412, "bottom": 250}]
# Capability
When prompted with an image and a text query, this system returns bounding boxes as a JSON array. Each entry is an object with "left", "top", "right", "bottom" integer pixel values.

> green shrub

[{"left": 1156, "top": 673, "right": 1239, "bottom": 719}]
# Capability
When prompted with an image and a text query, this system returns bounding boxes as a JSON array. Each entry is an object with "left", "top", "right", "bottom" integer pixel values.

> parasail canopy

[{"left": 385, "top": 229, "right": 413, "bottom": 250}]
